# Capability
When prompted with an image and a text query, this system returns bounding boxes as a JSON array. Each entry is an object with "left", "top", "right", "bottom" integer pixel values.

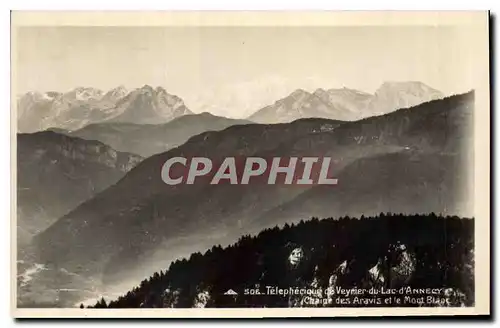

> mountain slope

[
  {"left": 66, "top": 113, "right": 252, "bottom": 157},
  {"left": 108, "top": 86, "right": 193, "bottom": 124},
  {"left": 17, "top": 87, "right": 120, "bottom": 133},
  {"left": 17, "top": 85, "right": 193, "bottom": 132},
  {"left": 255, "top": 151, "right": 471, "bottom": 230},
  {"left": 17, "top": 131, "right": 142, "bottom": 245},
  {"left": 254, "top": 90, "right": 472, "bottom": 227},
  {"left": 248, "top": 89, "right": 354, "bottom": 123},
  {"left": 30, "top": 92, "right": 473, "bottom": 296},
  {"left": 367, "top": 81, "right": 444, "bottom": 116},
  {"left": 248, "top": 81, "right": 444, "bottom": 124},
  {"left": 17, "top": 92, "right": 58, "bottom": 133},
  {"left": 91, "top": 214, "right": 474, "bottom": 308},
  {"left": 313, "top": 87, "right": 373, "bottom": 119}
]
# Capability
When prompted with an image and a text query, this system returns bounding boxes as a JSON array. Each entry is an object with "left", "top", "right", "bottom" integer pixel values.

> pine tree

[{"left": 88, "top": 214, "right": 474, "bottom": 308}]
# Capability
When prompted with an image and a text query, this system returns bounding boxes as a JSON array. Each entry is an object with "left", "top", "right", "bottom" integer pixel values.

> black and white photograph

[{"left": 10, "top": 11, "right": 490, "bottom": 318}]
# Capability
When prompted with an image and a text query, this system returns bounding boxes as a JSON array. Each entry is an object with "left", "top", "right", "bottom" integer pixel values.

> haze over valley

[
  {"left": 16, "top": 84, "right": 474, "bottom": 307},
  {"left": 14, "top": 24, "right": 479, "bottom": 308}
]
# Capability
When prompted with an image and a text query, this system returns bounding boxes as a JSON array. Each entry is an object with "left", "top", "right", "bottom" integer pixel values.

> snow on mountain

[
  {"left": 67, "top": 87, "right": 104, "bottom": 102},
  {"left": 316, "top": 88, "right": 373, "bottom": 116},
  {"left": 17, "top": 81, "right": 444, "bottom": 131},
  {"left": 109, "top": 85, "right": 193, "bottom": 124},
  {"left": 17, "top": 85, "right": 193, "bottom": 132},
  {"left": 248, "top": 82, "right": 445, "bottom": 123},
  {"left": 367, "top": 81, "right": 444, "bottom": 116},
  {"left": 102, "top": 86, "right": 128, "bottom": 103},
  {"left": 248, "top": 88, "right": 355, "bottom": 124}
]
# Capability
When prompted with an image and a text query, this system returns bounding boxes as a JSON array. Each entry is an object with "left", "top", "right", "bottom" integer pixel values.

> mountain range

[
  {"left": 29, "top": 91, "right": 473, "bottom": 297},
  {"left": 248, "top": 81, "right": 444, "bottom": 123},
  {"left": 18, "top": 82, "right": 443, "bottom": 132},
  {"left": 17, "top": 85, "right": 192, "bottom": 132}
]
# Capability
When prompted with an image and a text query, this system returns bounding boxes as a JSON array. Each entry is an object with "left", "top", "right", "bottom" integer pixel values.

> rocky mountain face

[
  {"left": 30, "top": 91, "right": 473, "bottom": 295},
  {"left": 17, "top": 85, "right": 193, "bottom": 132},
  {"left": 367, "top": 81, "right": 444, "bottom": 116},
  {"left": 62, "top": 113, "right": 252, "bottom": 157},
  {"left": 109, "top": 85, "right": 193, "bottom": 124},
  {"left": 18, "top": 81, "right": 443, "bottom": 131},
  {"left": 17, "top": 131, "right": 142, "bottom": 245},
  {"left": 248, "top": 82, "right": 444, "bottom": 123},
  {"left": 101, "top": 86, "right": 129, "bottom": 104},
  {"left": 248, "top": 88, "right": 354, "bottom": 123},
  {"left": 313, "top": 88, "right": 373, "bottom": 118}
]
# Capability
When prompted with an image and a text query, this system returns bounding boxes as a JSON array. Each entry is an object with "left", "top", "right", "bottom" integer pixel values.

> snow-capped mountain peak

[
  {"left": 69, "top": 87, "right": 104, "bottom": 101},
  {"left": 103, "top": 86, "right": 128, "bottom": 101},
  {"left": 109, "top": 85, "right": 193, "bottom": 124},
  {"left": 17, "top": 85, "right": 193, "bottom": 132},
  {"left": 368, "top": 81, "right": 444, "bottom": 115},
  {"left": 248, "top": 81, "right": 444, "bottom": 123}
]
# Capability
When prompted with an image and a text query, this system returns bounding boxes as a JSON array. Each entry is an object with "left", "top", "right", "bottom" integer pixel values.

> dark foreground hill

[{"left": 89, "top": 213, "right": 474, "bottom": 308}]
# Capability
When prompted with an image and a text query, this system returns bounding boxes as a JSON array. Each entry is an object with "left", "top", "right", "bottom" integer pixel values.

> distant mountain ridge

[
  {"left": 248, "top": 81, "right": 444, "bottom": 123},
  {"left": 367, "top": 81, "right": 444, "bottom": 116},
  {"left": 59, "top": 112, "right": 252, "bottom": 157},
  {"left": 17, "top": 85, "right": 193, "bottom": 132},
  {"left": 18, "top": 81, "right": 444, "bottom": 132}
]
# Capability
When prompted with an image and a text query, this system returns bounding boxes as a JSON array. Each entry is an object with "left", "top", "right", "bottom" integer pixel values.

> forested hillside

[{"left": 89, "top": 213, "right": 474, "bottom": 308}]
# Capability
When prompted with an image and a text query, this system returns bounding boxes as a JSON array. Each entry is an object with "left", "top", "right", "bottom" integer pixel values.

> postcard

[{"left": 11, "top": 11, "right": 490, "bottom": 318}]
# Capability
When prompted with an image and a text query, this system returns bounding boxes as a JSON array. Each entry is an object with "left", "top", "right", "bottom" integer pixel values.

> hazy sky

[{"left": 16, "top": 26, "right": 478, "bottom": 118}]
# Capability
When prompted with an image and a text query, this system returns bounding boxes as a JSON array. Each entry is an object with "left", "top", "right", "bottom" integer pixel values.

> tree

[{"left": 89, "top": 214, "right": 474, "bottom": 308}]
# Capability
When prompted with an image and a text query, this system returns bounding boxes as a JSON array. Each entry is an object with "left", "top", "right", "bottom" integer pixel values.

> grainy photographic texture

[{"left": 11, "top": 11, "right": 490, "bottom": 318}]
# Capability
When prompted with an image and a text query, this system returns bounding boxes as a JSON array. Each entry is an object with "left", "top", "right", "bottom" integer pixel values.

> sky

[{"left": 15, "top": 26, "right": 478, "bottom": 118}]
